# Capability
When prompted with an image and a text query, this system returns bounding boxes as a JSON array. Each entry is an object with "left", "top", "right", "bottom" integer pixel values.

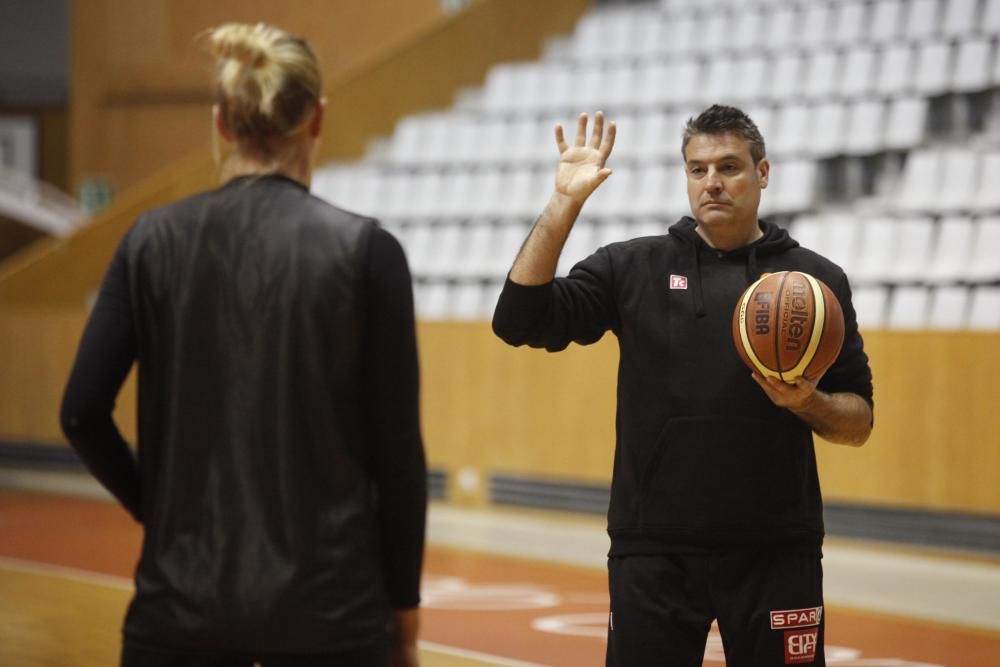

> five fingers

[{"left": 554, "top": 111, "right": 616, "bottom": 163}]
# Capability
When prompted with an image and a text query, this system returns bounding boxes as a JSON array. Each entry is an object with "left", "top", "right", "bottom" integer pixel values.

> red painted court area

[{"left": 1, "top": 490, "right": 997, "bottom": 666}]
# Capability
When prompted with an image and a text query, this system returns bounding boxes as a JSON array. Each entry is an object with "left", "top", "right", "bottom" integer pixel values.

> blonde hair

[{"left": 204, "top": 23, "right": 321, "bottom": 166}]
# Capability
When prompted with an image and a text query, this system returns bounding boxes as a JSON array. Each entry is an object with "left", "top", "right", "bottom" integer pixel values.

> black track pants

[{"left": 606, "top": 551, "right": 825, "bottom": 667}]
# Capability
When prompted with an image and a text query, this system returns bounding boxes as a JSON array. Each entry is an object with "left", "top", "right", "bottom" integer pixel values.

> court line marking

[
  {"left": 417, "top": 641, "right": 547, "bottom": 667},
  {"left": 0, "top": 555, "right": 133, "bottom": 590},
  {"left": 0, "top": 557, "right": 550, "bottom": 667}
]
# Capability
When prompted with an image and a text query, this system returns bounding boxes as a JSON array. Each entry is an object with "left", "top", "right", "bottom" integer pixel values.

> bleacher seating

[{"left": 312, "top": 0, "right": 1000, "bottom": 328}]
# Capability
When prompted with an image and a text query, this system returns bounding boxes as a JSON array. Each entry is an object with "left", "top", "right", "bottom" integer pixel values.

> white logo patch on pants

[{"left": 770, "top": 606, "right": 822, "bottom": 664}]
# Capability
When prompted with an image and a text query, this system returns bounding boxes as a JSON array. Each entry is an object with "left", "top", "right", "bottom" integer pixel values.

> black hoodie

[{"left": 493, "top": 217, "right": 873, "bottom": 553}]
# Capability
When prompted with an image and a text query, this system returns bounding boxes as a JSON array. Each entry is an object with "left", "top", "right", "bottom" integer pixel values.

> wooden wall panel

[
  {"left": 814, "top": 331, "right": 1000, "bottom": 514},
  {"left": 69, "top": 0, "right": 448, "bottom": 191},
  {"left": 1, "top": 312, "right": 997, "bottom": 516},
  {"left": 4, "top": 0, "right": 589, "bottom": 308},
  {"left": 416, "top": 325, "right": 1000, "bottom": 516},
  {"left": 68, "top": 0, "right": 589, "bottom": 192},
  {"left": 1, "top": 1, "right": 994, "bottom": 518},
  {"left": 0, "top": 309, "right": 137, "bottom": 443}
]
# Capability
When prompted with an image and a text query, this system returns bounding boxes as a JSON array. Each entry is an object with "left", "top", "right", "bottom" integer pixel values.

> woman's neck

[{"left": 220, "top": 137, "right": 314, "bottom": 188}]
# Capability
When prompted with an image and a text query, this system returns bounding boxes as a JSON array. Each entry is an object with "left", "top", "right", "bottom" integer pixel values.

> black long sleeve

[
  {"left": 60, "top": 240, "right": 141, "bottom": 520},
  {"left": 361, "top": 226, "right": 427, "bottom": 609},
  {"left": 492, "top": 247, "right": 618, "bottom": 352}
]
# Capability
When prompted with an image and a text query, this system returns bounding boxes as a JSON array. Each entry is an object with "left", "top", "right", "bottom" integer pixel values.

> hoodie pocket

[{"left": 637, "top": 416, "right": 814, "bottom": 532}]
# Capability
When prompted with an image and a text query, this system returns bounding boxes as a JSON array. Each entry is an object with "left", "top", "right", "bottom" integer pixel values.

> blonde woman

[{"left": 61, "top": 23, "right": 425, "bottom": 667}]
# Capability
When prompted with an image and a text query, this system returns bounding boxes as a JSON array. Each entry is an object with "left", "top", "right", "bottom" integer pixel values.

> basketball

[{"left": 732, "top": 271, "right": 845, "bottom": 383}]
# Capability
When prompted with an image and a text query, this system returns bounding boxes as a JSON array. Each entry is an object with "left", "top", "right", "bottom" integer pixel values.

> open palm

[{"left": 555, "top": 111, "right": 616, "bottom": 204}]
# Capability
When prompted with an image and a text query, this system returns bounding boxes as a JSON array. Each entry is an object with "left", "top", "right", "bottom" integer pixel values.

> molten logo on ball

[
  {"left": 783, "top": 281, "right": 810, "bottom": 351},
  {"left": 732, "top": 271, "right": 845, "bottom": 383}
]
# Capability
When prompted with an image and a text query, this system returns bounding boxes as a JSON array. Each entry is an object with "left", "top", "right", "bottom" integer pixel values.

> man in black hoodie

[{"left": 492, "top": 105, "right": 873, "bottom": 667}]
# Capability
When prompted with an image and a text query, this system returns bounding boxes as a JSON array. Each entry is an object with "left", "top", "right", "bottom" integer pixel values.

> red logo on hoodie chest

[{"left": 669, "top": 275, "right": 688, "bottom": 289}]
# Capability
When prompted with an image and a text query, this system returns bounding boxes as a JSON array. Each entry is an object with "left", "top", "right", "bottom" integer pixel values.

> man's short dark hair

[{"left": 682, "top": 105, "right": 767, "bottom": 165}]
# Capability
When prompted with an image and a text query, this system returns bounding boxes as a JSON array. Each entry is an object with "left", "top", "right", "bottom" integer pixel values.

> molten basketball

[{"left": 732, "top": 271, "right": 845, "bottom": 382}]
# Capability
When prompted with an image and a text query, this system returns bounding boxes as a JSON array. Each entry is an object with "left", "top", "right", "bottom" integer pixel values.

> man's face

[{"left": 684, "top": 132, "right": 769, "bottom": 234}]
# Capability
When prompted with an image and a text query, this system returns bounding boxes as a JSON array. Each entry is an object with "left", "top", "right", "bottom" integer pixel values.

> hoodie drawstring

[
  {"left": 746, "top": 245, "right": 759, "bottom": 284},
  {"left": 691, "top": 243, "right": 706, "bottom": 318}
]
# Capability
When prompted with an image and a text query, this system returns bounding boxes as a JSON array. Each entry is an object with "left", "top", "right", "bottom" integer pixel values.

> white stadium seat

[
  {"left": 731, "top": 56, "right": 770, "bottom": 105},
  {"left": 696, "top": 14, "right": 733, "bottom": 57},
  {"left": 450, "top": 281, "right": 490, "bottom": 321},
  {"left": 803, "top": 51, "right": 841, "bottom": 102},
  {"left": 936, "top": 149, "right": 980, "bottom": 213},
  {"left": 404, "top": 224, "right": 437, "bottom": 278},
  {"left": 913, "top": 41, "right": 953, "bottom": 96},
  {"left": 768, "top": 54, "right": 805, "bottom": 104},
  {"left": 407, "top": 171, "right": 445, "bottom": 220},
  {"left": 731, "top": 9, "right": 766, "bottom": 53},
  {"left": 887, "top": 286, "right": 931, "bottom": 329},
  {"left": 974, "top": 152, "right": 1000, "bottom": 211},
  {"left": 309, "top": 0, "right": 1000, "bottom": 329},
  {"left": 634, "top": 111, "right": 679, "bottom": 162},
  {"left": 703, "top": 58, "right": 739, "bottom": 108},
  {"left": 798, "top": 3, "right": 835, "bottom": 49},
  {"left": 831, "top": 1, "right": 869, "bottom": 46},
  {"left": 811, "top": 102, "right": 848, "bottom": 158},
  {"left": 663, "top": 15, "right": 699, "bottom": 58},
  {"left": 839, "top": 48, "right": 878, "bottom": 99},
  {"left": 453, "top": 223, "right": 495, "bottom": 280},
  {"left": 953, "top": 38, "right": 993, "bottom": 93},
  {"left": 630, "top": 164, "right": 685, "bottom": 218},
  {"left": 905, "top": 0, "right": 942, "bottom": 41},
  {"left": 967, "top": 286, "right": 1000, "bottom": 329},
  {"left": 635, "top": 12, "right": 668, "bottom": 60},
  {"left": 822, "top": 213, "right": 863, "bottom": 276},
  {"left": 884, "top": 96, "right": 928, "bottom": 150},
  {"left": 423, "top": 223, "right": 465, "bottom": 278},
  {"left": 853, "top": 217, "right": 897, "bottom": 284},
  {"left": 769, "top": 103, "right": 811, "bottom": 158},
  {"left": 927, "top": 216, "right": 975, "bottom": 282},
  {"left": 764, "top": 160, "right": 819, "bottom": 216},
  {"left": 852, "top": 285, "right": 890, "bottom": 328},
  {"left": 927, "top": 286, "right": 970, "bottom": 329},
  {"left": 895, "top": 149, "right": 941, "bottom": 212},
  {"left": 603, "top": 63, "right": 642, "bottom": 110},
  {"left": 986, "top": 0, "right": 1000, "bottom": 32},
  {"left": 844, "top": 100, "right": 885, "bottom": 155},
  {"left": 765, "top": 7, "right": 801, "bottom": 51},
  {"left": 869, "top": 0, "right": 906, "bottom": 43},
  {"left": 876, "top": 44, "right": 914, "bottom": 97},
  {"left": 942, "top": 0, "right": 980, "bottom": 37},
  {"left": 789, "top": 215, "right": 825, "bottom": 254},
  {"left": 891, "top": 217, "right": 935, "bottom": 282},
  {"left": 967, "top": 217, "right": 1000, "bottom": 281},
  {"left": 415, "top": 281, "right": 453, "bottom": 320}
]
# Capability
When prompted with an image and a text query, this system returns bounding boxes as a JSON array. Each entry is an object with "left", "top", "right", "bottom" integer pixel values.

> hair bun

[
  {"left": 204, "top": 22, "right": 321, "bottom": 140},
  {"left": 207, "top": 23, "right": 270, "bottom": 68}
]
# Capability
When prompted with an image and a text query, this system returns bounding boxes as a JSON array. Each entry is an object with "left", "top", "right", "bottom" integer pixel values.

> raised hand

[{"left": 554, "top": 111, "right": 616, "bottom": 204}]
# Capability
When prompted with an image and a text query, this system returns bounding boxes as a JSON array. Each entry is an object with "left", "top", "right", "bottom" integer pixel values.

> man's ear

[
  {"left": 308, "top": 98, "right": 326, "bottom": 139},
  {"left": 213, "top": 105, "right": 234, "bottom": 143},
  {"left": 757, "top": 158, "right": 770, "bottom": 190}
]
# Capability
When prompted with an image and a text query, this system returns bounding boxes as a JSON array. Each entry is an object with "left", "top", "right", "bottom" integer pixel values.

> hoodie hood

[{"left": 667, "top": 216, "right": 798, "bottom": 317}]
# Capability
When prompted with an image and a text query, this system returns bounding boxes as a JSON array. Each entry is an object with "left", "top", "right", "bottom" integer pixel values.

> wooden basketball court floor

[{"left": 1, "top": 473, "right": 998, "bottom": 667}]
